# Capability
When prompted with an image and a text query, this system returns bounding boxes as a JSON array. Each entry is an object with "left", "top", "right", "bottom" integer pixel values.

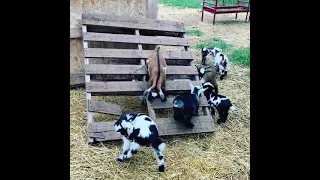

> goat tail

[{"left": 153, "top": 45, "right": 160, "bottom": 52}]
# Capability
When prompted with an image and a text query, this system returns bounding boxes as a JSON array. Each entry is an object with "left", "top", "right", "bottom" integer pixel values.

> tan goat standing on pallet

[{"left": 143, "top": 45, "right": 167, "bottom": 102}]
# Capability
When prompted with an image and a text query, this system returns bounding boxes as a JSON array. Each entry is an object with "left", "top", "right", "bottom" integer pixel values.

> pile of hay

[
  {"left": 70, "top": 61, "right": 249, "bottom": 179},
  {"left": 70, "top": 5, "right": 249, "bottom": 180}
]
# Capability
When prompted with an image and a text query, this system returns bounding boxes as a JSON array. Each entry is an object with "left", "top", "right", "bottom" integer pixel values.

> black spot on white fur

[
  {"left": 202, "top": 83, "right": 234, "bottom": 123},
  {"left": 114, "top": 114, "right": 166, "bottom": 172},
  {"left": 144, "top": 117, "right": 152, "bottom": 121}
]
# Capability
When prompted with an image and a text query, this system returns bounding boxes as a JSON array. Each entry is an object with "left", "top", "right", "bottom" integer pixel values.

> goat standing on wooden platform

[
  {"left": 114, "top": 113, "right": 166, "bottom": 172},
  {"left": 172, "top": 83, "right": 208, "bottom": 128},
  {"left": 195, "top": 64, "right": 219, "bottom": 94},
  {"left": 202, "top": 47, "right": 230, "bottom": 80},
  {"left": 143, "top": 45, "right": 167, "bottom": 102}
]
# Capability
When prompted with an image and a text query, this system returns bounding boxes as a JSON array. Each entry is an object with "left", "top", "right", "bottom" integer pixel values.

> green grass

[
  {"left": 159, "top": 0, "right": 239, "bottom": 9},
  {"left": 195, "top": 38, "right": 250, "bottom": 67},
  {"left": 194, "top": 37, "right": 234, "bottom": 52},
  {"left": 186, "top": 29, "right": 204, "bottom": 36},
  {"left": 229, "top": 47, "right": 250, "bottom": 67}
]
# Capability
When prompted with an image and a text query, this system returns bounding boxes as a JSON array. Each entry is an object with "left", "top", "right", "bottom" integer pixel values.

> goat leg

[
  {"left": 151, "top": 139, "right": 166, "bottom": 172},
  {"left": 117, "top": 137, "right": 131, "bottom": 162},
  {"left": 183, "top": 112, "right": 195, "bottom": 128},
  {"left": 124, "top": 140, "right": 140, "bottom": 159}
]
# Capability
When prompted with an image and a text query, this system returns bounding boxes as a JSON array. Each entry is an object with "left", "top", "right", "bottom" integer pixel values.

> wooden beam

[
  {"left": 83, "top": 25, "right": 94, "bottom": 143},
  {"left": 88, "top": 100, "right": 123, "bottom": 115},
  {"left": 88, "top": 116, "right": 215, "bottom": 141},
  {"left": 147, "top": 0, "right": 158, "bottom": 19},
  {"left": 70, "top": 73, "right": 85, "bottom": 87},
  {"left": 83, "top": 33, "right": 189, "bottom": 46},
  {"left": 85, "top": 64, "right": 198, "bottom": 75},
  {"left": 82, "top": 13, "right": 185, "bottom": 33},
  {"left": 86, "top": 81, "right": 202, "bottom": 94},
  {"left": 150, "top": 96, "right": 209, "bottom": 109},
  {"left": 70, "top": 28, "right": 82, "bottom": 39},
  {"left": 84, "top": 48, "right": 193, "bottom": 60}
]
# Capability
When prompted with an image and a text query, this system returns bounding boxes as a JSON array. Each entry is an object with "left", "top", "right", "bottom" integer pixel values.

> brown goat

[
  {"left": 195, "top": 64, "right": 219, "bottom": 94},
  {"left": 143, "top": 45, "right": 167, "bottom": 102}
]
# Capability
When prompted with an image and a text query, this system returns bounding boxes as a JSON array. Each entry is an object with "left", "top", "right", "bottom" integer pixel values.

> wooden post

[
  {"left": 147, "top": 0, "right": 158, "bottom": 19},
  {"left": 82, "top": 25, "right": 94, "bottom": 143}
]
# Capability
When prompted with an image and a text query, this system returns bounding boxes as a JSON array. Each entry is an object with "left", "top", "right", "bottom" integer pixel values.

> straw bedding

[{"left": 70, "top": 5, "right": 250, "bottom": 180}]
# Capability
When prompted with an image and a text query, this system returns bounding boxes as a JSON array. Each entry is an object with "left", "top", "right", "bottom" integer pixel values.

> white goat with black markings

[
  {"left": 114, "top": 113, "right": 166, "bottom": 172},
  {"left": 202, "top": 82, "right": 235, "bottom": 124},
  {"left": 202, "top": 47, "right": 230, "bottom": 80},
  {"left": 143, "top": 45, "right": 167, "bottom": 102},
  {"left": 172, "top": 82, "right": 208, "bottom": 128}
]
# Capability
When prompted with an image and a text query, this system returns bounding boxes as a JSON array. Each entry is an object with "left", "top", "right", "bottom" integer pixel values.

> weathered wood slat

[
  {"left": 70, "top": 73, "right": 85, "bottom": 87},
  {"left": 85, "top": 64, "right": 198, "bottom": 75},
  {"left": 82, "top": 14, "right": 185, "bottom": 33},
  {"left": 88, "top": 116, "right": 215, "bottom": 141},
  {"left": 84, "top": 48, "right": 193, "bottom": 59},
  {"left": 83, "top": 33, "right": 189, "bottom": 46},
  {"left": 86, "top": 81, "right": 202, "bottom": 94},
  {"left": 88, "top": 100, "right": 123, "bottom": 115},
  {"left": 150, "top": 96, "right": 209, "bottom": 109}
]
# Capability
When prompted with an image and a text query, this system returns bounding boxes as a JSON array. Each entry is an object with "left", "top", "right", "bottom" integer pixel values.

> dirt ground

[{"left": 70, "top": 4, "right": 250, "bottom": 180}]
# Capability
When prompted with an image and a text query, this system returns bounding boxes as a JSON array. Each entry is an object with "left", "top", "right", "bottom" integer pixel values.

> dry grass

[{"left": 70, "top": 4, "right": 250, "bottom": 180}]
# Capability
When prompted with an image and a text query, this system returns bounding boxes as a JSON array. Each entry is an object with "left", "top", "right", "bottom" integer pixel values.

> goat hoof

[
  {"left": 117, "top": 158, "right": 124, "bottom": 162},
  {"left": 158, "top": 165, "right": 165, "bottom": 172},
  {"left": 161, "top": 97, "right": 167, "bottom": 102},
  {"left": 186, "top": 123, "right": 195, "bottom": 128},
  {"left": 217, "top": 119, "right": 223, "bottom": 124}
]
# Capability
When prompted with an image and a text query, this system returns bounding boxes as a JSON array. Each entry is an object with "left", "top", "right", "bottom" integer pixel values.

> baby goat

[
  {"left": 202, "top": 82, "right": 235, "bottom": 124},
  {"left": 201, "top": 47, "right": 222, "bottom": 65},
  {"left": 143, "top": 45, "right": 167, "bottom": 102},
  {"left": 195, "top": 64, "right": 219, "bottom": 94},
  {"left": 172, "top": 82, "right": 207, "bottom": 128},
  {"left": 202, "top": 47, "right": 230, "bottom": 80},
  {"left": 114, "top": 113, "right": 166, "bottom": 172}
]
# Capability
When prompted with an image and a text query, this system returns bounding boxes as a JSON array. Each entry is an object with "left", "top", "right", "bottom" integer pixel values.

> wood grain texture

[
  {"left": 88, "top": 115, "right": 215, "bottom": 141},
  {"left": 88, "top": 100, "right": 123, "bottom": 115},
  {"left": 82, "top": 13, "right": 185, "bottom": 32},
  {"left": 150, "top": 96, "right": 209, "bottom": 109},
  {"left": 85, "top": 64, "right": 198, "bottom": 75},
  {"left": 83, "top": 33, "right": 189, "bottom": 46},
  {"left": 84, "top": 48, "right": 193, "bottom": 59},
  {"left": 86, "top": 81, "right": 202, "bottom": 94}
]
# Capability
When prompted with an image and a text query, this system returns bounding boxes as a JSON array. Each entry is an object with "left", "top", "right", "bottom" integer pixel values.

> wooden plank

[
  {"left": 70, "top": 73, "right": 85, "bottom": 87},
  {"left": 88, "top": 116, "right": 215, "bottom": 141},
  {"left": 86, "top": 81, "right": 202, "bottom": 94},
  {"left": 70, "top": 27, "right": 82, "bottom": 39},
  {"left": 83, "top": 25, "right": 94, "bottom": 143},
  {"left": 82, "top": 13, "right": 185, "bottom": 33},
  {"left": 84, "top": 48, "right": 193, "bottom": 60},
  {"left": 83, "top": 33, "right": 189, "bottom": 46},
  {"left": 150, "top": 96, "right": 209, "bottom": 109},
  {"left": 147, "top": 0, "right": 158, "bottom": 19},
  {"left": 88, "top": 100, "right": 123, "bottom": 115},
  {"left": 85, "top": 64, "right": 198, "bottom": 75}
]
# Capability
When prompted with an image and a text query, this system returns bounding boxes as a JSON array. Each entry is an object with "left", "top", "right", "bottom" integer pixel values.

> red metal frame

[{"left": 201, "top": 0, "right": 250, "bottom": 25}]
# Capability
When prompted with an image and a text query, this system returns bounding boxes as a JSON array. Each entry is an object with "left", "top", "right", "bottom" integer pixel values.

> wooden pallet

[{"left": 82, "top": 13, "right": 215, "bottom": 142}]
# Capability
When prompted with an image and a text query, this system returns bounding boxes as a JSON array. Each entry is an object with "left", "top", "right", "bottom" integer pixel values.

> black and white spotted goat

[
  {"left": 201, "top": 47, "right": 230, "bottom": 80},
  {"left": 114, "top": 113, "right": 166, "bottom": 172},
  {"left": 172, "top": 82, "right": 208, "bottom": 128},
  {"left": 202, "top": 82, "right": 235, "bottom": 124}
]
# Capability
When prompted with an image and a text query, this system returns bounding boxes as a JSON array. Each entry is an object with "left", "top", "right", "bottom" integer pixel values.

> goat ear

[{"left": 199, "top": 87, "right": 208, "bottom": 95}]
